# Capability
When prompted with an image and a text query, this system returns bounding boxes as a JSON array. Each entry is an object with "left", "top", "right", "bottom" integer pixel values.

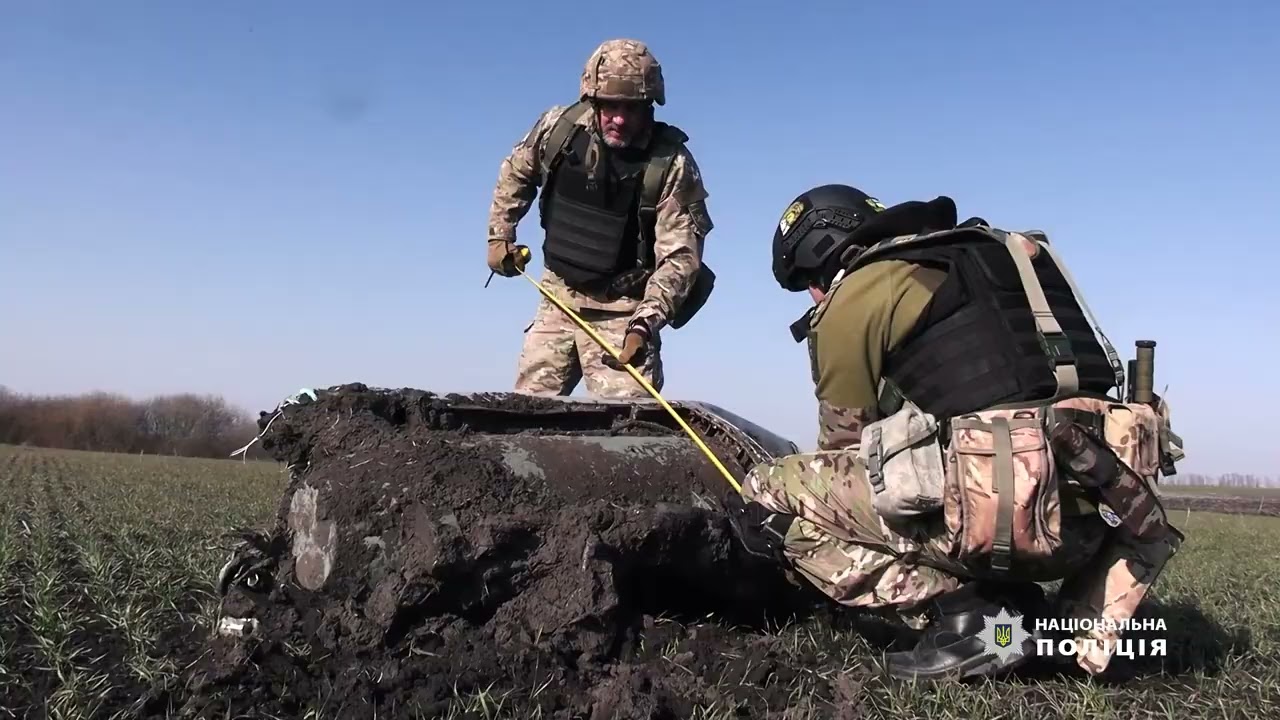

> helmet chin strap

[
  {"left": 786, "top": 266, "right": 848, "bottom": 343},
  {"left": 789, "top": 308, "right": 814, "bottom": 343}
]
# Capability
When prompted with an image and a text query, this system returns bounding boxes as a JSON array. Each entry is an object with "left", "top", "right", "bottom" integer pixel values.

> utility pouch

[
  {"left": 858, "top": 403, "right": 947, "bottom": 522},
  {"left": 943, "top": 406, "right": 1063, "bottom": 574},
  {"left": 1044, "top": 408, "right": 1169, "bottom": 543},
  {"left": 669, "top": 263, "right": 716, "bottom": 329},
  {"left": 1053, "top": 397, "right": 1162, "bottom": 480}
]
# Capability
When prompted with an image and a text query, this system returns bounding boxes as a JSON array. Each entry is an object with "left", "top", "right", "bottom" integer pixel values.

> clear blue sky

[{"left": 2, "top": 1, "right": 1276, "bottom": 477}]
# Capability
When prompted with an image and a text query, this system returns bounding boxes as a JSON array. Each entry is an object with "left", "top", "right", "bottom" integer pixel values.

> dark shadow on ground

[
  {"left": 1007, "top": 597, "right": 1251, "bottom": 684},
  {"left": 778, "top": 590, "right": 1251, "bottom": 686},
  {"left": 1100, "top": 598, "right": 1252, "bottom": 680}
]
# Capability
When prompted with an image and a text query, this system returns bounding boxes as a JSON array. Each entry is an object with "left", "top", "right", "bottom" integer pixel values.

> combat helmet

[
  {"left": 772, "top": 184, "right": 959, "bottom": 292},
  {"left": 580, "top": 39, "right": 665, "bottom": 106},
  {"left": 772, "top": 184, "right": 887, "bottom": 292}
]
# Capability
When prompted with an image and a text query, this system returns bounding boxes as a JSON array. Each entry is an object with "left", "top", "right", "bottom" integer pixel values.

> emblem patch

[
  {"left": 1098, "top": 502, "right": 1122, "bottom": 528},
  {"left": 977, "top": 607, "right": 1030, "bottom": 663},
  {"left": 994, "top": 623, "right": 1013, "bottom": 647},
  {"left": 779, "top": 200, "right": 806, "bottom": 236}
]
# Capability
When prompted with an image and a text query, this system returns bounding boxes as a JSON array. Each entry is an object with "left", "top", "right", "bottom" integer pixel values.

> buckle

[
  {"left": 1041, "top": 332, "right": 1076, "bottom": 366},
  {"left": 762, "top": 512, "right": 794, "bottom": 544},
  {"left": 866, "top": 427, "right": 884, "bottom": 492}
]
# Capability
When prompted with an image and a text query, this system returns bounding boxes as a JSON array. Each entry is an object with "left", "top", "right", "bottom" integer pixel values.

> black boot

[
  {"left": 881, "top": 580, "right": 1046, "bottom": 681},
  {"left": 721, "top": 493, "right": 793, "bottom": 562}
]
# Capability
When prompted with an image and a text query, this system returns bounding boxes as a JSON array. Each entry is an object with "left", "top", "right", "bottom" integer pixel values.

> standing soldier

[{"left": 485, "top": 39, "right": 716, "bottom": 397}]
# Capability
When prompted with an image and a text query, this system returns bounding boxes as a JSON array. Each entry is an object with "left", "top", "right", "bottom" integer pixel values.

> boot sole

[{"left": 882, "top": 635, "right": 1039, "bottom": 682}]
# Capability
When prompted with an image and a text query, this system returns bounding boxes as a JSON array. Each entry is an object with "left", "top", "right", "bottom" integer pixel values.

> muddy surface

[
  {"left": 176, "top": 384, "right": 840, "bottom": 719},
  {"left": 168, "top": 386, "right": 1267, "bottom": 719}
]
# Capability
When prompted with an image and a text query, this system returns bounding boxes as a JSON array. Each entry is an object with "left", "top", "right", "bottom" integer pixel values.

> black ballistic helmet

[{"left": 772, "top": 184, "right": 887, "bottom": 292}]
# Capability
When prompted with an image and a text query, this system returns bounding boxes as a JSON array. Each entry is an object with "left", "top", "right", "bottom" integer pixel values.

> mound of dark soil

[{"left": 176, "top": 384, "right": 839, "bottom": 719}]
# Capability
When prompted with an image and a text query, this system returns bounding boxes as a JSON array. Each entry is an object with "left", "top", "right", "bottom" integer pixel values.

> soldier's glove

[
  {"left": 722, "top": 492, "right": 793, "bottom": 562},
  {"left": 602, "top": 318, "right": 651, "bottom": 370},
  {"left": 487, "top": 239, "right": 528, "bottom": 277}
]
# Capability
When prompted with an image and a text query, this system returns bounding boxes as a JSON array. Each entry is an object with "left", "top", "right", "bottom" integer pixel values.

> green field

[
  {"left": 0, "top": 443, "right": 1277, "bottom": 719},
  {"left": 0, "top": 445, "right": 284, "bottom": 718},
  {"left": 1161, "top": 484, "right": 1280, "bottom": 497}
]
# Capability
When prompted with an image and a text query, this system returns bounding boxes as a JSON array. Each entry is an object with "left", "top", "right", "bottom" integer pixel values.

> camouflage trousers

[
  {"left": 742, "top": 449, "right": 1184, "bottom": 674},
  {"left": 742, "top": 451, "right": 1108, "bottom": 615},
  {"left": 1054, "top": 525, "right": 1183, "bottom": 674},
  {"left": 741, "top": 451, "right": 967, "bottom": 619},
  {"left": 513, "top": 294, "right": 663, "bottom": 398}
]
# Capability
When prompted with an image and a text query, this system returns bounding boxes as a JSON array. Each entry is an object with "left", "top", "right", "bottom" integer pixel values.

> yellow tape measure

[{"left": 507, "top": 245, "right": 742, "bottom": 494}]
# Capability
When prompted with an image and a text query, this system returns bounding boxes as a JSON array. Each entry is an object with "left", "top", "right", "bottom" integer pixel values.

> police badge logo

[
  {"left": 994, "top": 623, "right": 1013, "bottom": 648},
  {"left": 977, "top": 607, "right": 1030, "bottom": 663},
  {"left": 779, "top": 200, "right": 806, "bottom": 237}
]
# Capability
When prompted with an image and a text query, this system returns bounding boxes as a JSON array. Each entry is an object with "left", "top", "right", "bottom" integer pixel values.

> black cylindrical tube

[{"left": 1134, "top": 340, "right": 1156, "bottom": 404}]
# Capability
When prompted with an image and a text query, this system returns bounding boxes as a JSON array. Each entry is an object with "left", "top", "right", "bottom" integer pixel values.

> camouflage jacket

[{"left": 486, "top": 103, "right": 714, "bottom": 332}]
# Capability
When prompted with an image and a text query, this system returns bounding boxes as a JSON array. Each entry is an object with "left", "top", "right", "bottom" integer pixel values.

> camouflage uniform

[
  {"left": 515, "top": 296, "right": 665, "bottom": 397},
  {"left": 486, "top": 40, "right": 713, "bottom": 398},
  {"left": 748, "top": 239, "right": 1184, "bottom": 674},
  {"left": 741, "top": 451, "right": 964, "bottom": 621}
]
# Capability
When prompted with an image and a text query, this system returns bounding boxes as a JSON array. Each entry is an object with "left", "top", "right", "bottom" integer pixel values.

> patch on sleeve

[
  {"left": 672, "top": 152, "right": 709, "bottom": 206},
  {"left": 519, "top": 109, "right": 555, "bottom": 149},
  {"left": 688, "top": 200, "right": 713, "bottom": 235}
]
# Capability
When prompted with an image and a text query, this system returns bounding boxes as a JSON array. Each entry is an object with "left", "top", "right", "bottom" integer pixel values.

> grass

[
  {"left": 0, "top": 444, "right": 284, "bottom": 719},
  {"left": 0, "top": 443, "right": 1276, "bottom": 719}
]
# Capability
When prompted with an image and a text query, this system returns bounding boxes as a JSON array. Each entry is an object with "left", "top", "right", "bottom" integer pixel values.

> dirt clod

[{"left": 182, "top": 385, "right": 832, "bottom": 719}]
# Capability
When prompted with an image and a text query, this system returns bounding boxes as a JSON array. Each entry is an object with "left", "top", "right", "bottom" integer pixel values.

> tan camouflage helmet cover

[{"left": 579, "top": 39, "right": 665, "bottom": 106}]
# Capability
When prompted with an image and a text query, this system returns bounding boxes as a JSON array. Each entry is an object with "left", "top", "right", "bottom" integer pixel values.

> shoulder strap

[
  {"left": 850, "top": 225, "right": 1121, "bottom": 399},
  {"left": 536, "top": 101, "right": 592, "bottom": 223},
  {"left": 636, "top": 123, "right": 690, "bottom": 267},
  {"left": 850, "top": 225, "right": 1004, "bottom": 273},
  {"left": 994, "top": 229, "right": 1081, "bottom": 400},
  {"left": 863, "top": 224, "right": 1083, "bottom": 400},
  {"left": 1028, "top": 232, "right": 1126, "bottom": 394},
  {"left": 539, "top": 100, "right": 591, "bottom": 179}
]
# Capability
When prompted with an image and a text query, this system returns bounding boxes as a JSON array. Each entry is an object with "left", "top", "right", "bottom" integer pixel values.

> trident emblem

[{"left": 994, "top": 623, "right": 1013, "bottom": 648}]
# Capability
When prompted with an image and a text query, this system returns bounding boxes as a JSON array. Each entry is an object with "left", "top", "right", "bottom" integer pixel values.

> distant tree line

[
  {"left": 1164, "top": 472, "right": 1278, "bottom": 488},
  {"left": 1, "top": 386, "right": 1277, "bottom": 483},
  {"left": 0, "top": 386, "right": 267, "bottom": 460}
]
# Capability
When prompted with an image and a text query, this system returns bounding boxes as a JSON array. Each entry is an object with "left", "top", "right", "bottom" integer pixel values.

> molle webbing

[
  {"left": 543, "top": 203, "right": 634, "bottom": 277},
  {"left": 876, "top": 231, "right": 1119, "bottom": 419},
  {"left": 949, "top": 413, "right": 1043, "bottom": 573},
  {"left": 538, "top": 101, "right": 686, "bottom": 272},
  {"left": 999, "top": 231, "right": 1080, "bottom": 401},
  {"left": 1034, "top": 239, "right": 1126, "bottom": 393},
  {"left": 635, "top": 127, "right": 683, "bottom": 267},
  {"left": 883, "top": 300, "right": 1036, "bottom": 420},
  {"left": 860, "top": 226, "right": 1121, "bottom": 397}
]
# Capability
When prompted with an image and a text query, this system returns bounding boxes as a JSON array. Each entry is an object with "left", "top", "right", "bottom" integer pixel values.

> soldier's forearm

[
  {"left": 633, "top": 249, "right": 699, "bottom": 331},
  {"left": 488, "top": 114, "right": 548, "bottom": 241},
  {"left": 487, "top": 165, "right": 538, "bottom": 241},
  {"left": 816, "top": 400, "right": 873, "bottom": 452}
]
